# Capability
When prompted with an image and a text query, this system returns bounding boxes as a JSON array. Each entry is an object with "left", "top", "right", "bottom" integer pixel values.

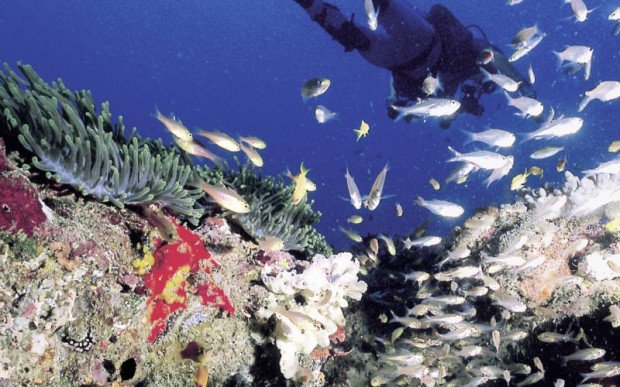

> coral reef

[
  {"left": 0, "top": 63, "right": 203, "bottom": 221},
  {"left": 196, "top": 163, "right": 332, "bottom": 256},
  {"left": 259, "top": 252, "right": 367, "bottom": 382}
]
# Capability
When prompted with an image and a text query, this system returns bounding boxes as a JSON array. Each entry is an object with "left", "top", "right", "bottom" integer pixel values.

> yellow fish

[
  {"left": 200, "top": 182, "right": 251, "bottom": 213},
  {"left": 239, "top": 141, "right": 264, "bottom": 167},
  {"left": 286, "top": 168, "right": 316, "bottom": 192},
  {"left": 291, "top": 163, "right": 310, "bottom": 204},
  {"left": 347, "top": 215, "right": 363, "bottom": 224},
  {"left": 354, "top": 120, "right": 370, "bottom": 141},
  {"left": 510, "top": 169, "right": 530, "bottom": 191},
  {"left": 556, "top": 156, "right": 567, "bottom": 173},
  {"left": 239, "top": 136, "right": 266, "bottom": 150},
  {"left": 340, "top": 227, "right": 363, "bottom": 243},
  {"left": 155, "top": 108, "right": 193, "bottom": 141},
  {"left": 395, "top": 203, "right": 403, "bottom": 217},
  {"left": 429, "top": 178, "right": 441, "bottom": 190},
  {"left": 605, "top": 218, "right": 620, "bottom": 233},
  {"left": 174, "top": 137, "right": 226, "bottom": 168},
  {"left": 198, "top": 130, "right": 241, "bottom": 152},
  {"left": 609, "top": 140, "right": 620, "bottom": 153},
  {"left": 258, "top": 236, "right": 285, "bottom": 251}
]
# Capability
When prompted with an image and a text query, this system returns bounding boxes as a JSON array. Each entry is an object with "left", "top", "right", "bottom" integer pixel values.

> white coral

[{"left": 260, "top": 252, "right": 367, "bottom": 381}]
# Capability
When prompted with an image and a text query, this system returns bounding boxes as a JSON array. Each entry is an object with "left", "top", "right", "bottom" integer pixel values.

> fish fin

[
  {"left": 414, "top": 196, "right": 425, "bottom": 207},
  {"left": 577, "top": 95, "right": 592, "bottom": 112},
  {"left": 461, "top": 129, "right": 476, "bottom": 145},
  {"left": 390, "top": 105, "right": 406, "bottom": 122}
]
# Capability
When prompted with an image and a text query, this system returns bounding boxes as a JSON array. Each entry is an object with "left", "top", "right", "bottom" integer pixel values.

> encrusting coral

[
  {"left": 0, "top": 63, "right": 203, "bottom": 221},
  {"left": 196, "top": 163, "right": 332, "bottom": 256}
]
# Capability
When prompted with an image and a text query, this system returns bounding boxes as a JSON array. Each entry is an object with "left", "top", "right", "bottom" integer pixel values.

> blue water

[{"left": 2, "top": 1, "right": 618, "bottom": 248}]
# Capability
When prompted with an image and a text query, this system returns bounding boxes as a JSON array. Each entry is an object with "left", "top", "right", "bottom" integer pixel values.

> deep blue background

[{"left": 2, "top": 1, "right": 618, "bottom": 248}]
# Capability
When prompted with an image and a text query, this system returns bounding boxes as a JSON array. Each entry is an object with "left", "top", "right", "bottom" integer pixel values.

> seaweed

[
  {"left": 0, "top": 63, "right": 203, "bottom": 221},
  {"left": 196, "top": 163, "right": 332, "bottom": 256}
]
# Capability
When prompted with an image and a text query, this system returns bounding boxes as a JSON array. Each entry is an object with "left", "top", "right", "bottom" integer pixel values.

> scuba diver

[{"left": 292, "top": 0, "right": 533, "bottom": 128}]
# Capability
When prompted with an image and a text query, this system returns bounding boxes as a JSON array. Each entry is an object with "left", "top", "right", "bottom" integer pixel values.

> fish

[
  {"left": 504, "top": 91, "right": 544, "bottom": 118},
  {"left": 462, "top": 128, "right": 516, "bottom": 148},
  {"left": 415, "top": 196, "right": 464, "bottom": 218},
  {"left": 610, "top": 7, "right": 620, "bottom": 20},
  {"left": 479, "top": 68, "right": 520, "bottom": 92},
  {"left": 511, "top": 170, "right": 530, "bottom": 191},
  {"left": 239, "top": 141, "right": 263, "bottom": 167},
  {"left": 537, "top": 331, "right": 577, "bottom": 343},
  {"left": 435, "top": 265, "right": 479, "bottom": 281},
  {"left": 566, "top": 0, "right": 593, "bottom": 22},
  {"left": 492, "top": 330, "right": 501, "bottom": 353},
  {"left": 530, "top": 146, "right": 564, "bottom": 160},
  {"left": 509, "top": 33, "right": 545, "bottom": 62},
  {"left": 485, "top": 253, "right": 527, "bottom": 267},
  {"left": 315, "top": 105, "right": 338, "bottom": 123},
  {"left": 605, "top": 218, "right": 620, "bottom": 233},
  {"left": 174, "top": 137, "right": 226, "bottom": 168},
  {"left": 578, "top": 81, "right": 620, "bottom": 112},
  {"left": 391, "top": 98, "right": 461, "bottom": 121},
  {"left": 609, "top": 140, "right": 620, "bottom": 153},
  {"left": 529, "top": 166, "right": 544, "bottom": 177},
  {"left": 395, "top": 203, "right": 403, "bottom": 217},
  {"left": 491, "top": 292, "right": 527, "bottom": 312},
  {"left": 347, "top": 215, "right": 363, "bottom": 224},
  {"left": 447, "top": 146, "right": 511, "bottom": 170},
  {"left": 239, "top": 136, "right": 266, "bottom": 149},
  {"left": 378, "top": 234, "right": 396, "bottom": 255},
  {"left": 563, "top": 348, "right": 606, "bottom": 365},
  {"left": 556, "top": 156, "right": 567, "bottom": 172},
  {"left": 365, "top": 164, "right": 389, "bottom": 210},
  {"left": 581, "top": 367, "right": 620, "bottom": 383},
  {"left": 528, "top": 64, "right": 536, "bottom": 84},
  {"left": 285, "top": 168, "right": 316, "bottom": 192},
  {"left": 344, "top": 168, "right": 363, "bottom": 209},
  {"left": 140, "top": 204, "right": 179, "bottom": 242},
  {"left": 365, "top": 0, "right": 380, "bottom": 31},
  {"left": 154, "top": 108, "right": 193, "bottom": 141},
  {"left": 429, "top": 178, "right": 440, "bottom": 190},
  {"left": 516, "top": 255, "right": 546, "bottom": 272},
  {"left": 200, "top": 182, "right": 251, "bottom": 213},
  {"left": 301, "top": 78, "right": 330, "bottom": 99},
  {"left": 445, "top": 163, "right": 476, "bottom": 185},
  {"left": 554, "top": 379, "right": 565, "bottom": 387},
  {"left": 523, "top": 117, "right": 583, "bottom": 141},
  {"left": 507, "top": 0, "right": 524, "bottom": 5},
  {"left": 340, "top": 227, "right": 362, "bottom": 243},
  {"left": 369, "top": 238, "right": 379, "bottom": 255},
  {"left": 554, "top": 45, "right": 594, "bottom": 80},
  {"left": 197, "top": 130, "right": 241, "bottom": 152},
  {"left": 512, "top": 25, "right": 540, "bottom": 48},
  {"left": 291, "top": 163, "right": 310, "bottom": 204},
  {"left": 258, "top": 236, "right": 285, "bottom": 251},
  {"left": 484, "top": 155, "right": 514, "bottom": 188},
  {"left": 410, "top": 236, "right": 442, "bottom": 247},
  {"left": 354, "top": 120, "right": 370, "bottom": 141},
  {"left": 583, "top": 157, "right": 620, "bottom": 176},
  {"left": 422, "top": 73, "right": 443, "bottom": 95}
]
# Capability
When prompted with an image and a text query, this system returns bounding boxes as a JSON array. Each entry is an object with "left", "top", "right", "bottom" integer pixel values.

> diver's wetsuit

[{"left": 293, "top": 0, "right": 522, "bottom": 125}]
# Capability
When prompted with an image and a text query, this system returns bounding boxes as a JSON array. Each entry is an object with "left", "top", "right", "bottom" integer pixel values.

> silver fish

[
  {"left": 391, "top": 98, "right": 461, "bottom": 121},
  {"left": 416, "top": 196, "right": 464, "bottom": 218},
  {"left": 365, "top": 164, "right": 389, "bottom": 210}
]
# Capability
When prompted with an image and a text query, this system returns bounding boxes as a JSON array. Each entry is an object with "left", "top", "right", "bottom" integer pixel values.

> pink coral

[{"left": 0, "top": 175, "right": 45, "bottom": 236}]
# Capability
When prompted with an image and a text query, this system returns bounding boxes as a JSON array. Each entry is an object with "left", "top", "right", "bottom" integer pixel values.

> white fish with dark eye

[
  {"left": 416, "top": 196, "right": 464, "bottom": 218},
  {"left": 402, "top": 270, "right": 430, "bottom": 285},
  {"left": 530, "top": 146, "right": 564, "bottom": 160},
  {"left": 484, "top": 155, "right": 514, "bottom": 187},
  {"left": 583, "top": 157, "right": 620, "bottom": 176},
  {"left": 438, "top": 326, "right": 478, "bottom": 341},
  {"left": 581, "top": 367, "right": 620, "bottom": 383},
  {"left": 491, "top": 292, "right": 527, "bottom": 312},
  {"left": 537, "top": 331, "right": 577, "bottom": 343},
  {"left": 447, "top": 146, "right": 511, "bottom": 170},
  {"left": 462, "top": 286, "right": 489, "bottom": 297},
  {"left": 344, "top": 168, "right": 363, "bottom": 209},
  {"left": 480, "top": 68, "right": 521, "bottom": 92},
  {"left": 566, "top": 0, "right": 592, "bottom": 22},
  {"left": 524, "top": 116, "right": 583, "bottom": 141},
  {"left": 391, "top": 98, "right": 461, "bottom": 121},
  {"left": 554, "top": 45, "right": 594, "bottom": 80},
  {"left": 462, "top": 128, "right": 516, "bottom": 148},
  {"left": 562, "top": 348, "right": 606, "bottom": 364},
  {"left": 423, "top": 314, "right": 464, "bottom": 325},
  {"left": 504, "top": 91, "right": 544, "bottom": 118},
  {"left": 509, "top": 33, "right": 545, "bottom": 62},
  {"left": 315, "top": 105, "right": 338, "bottom": 123},
  {"left": 365, "top": 0, "right": 380, "bottom": 31},
  {"left": 578, "top": 81, "right": 620, "bottom": 112},
  {"left": 610, "top": 7, "right": 620, "bottom": 20},
  {"left": 365, "top": 164, "right": 389, "bottom": 210}
]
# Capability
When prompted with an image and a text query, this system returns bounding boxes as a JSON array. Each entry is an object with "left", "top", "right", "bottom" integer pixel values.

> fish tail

[
  {"left": 460, "top": 130, "right": 476, "bottom": 145},
  {"left": 414, "top": 196, "right": 425, "bottom": 207},
  {"left": 577, "top": 95, "right": 592, "bottom": 112},
  {"left": 479, "top": 67, "right": 491, "bottom": 82},
  {"left": 553, "top": 51, "right": 564, "bottom": 67},
  {"left": 447, "top": 146, "right": 461, "bottom": 161}
]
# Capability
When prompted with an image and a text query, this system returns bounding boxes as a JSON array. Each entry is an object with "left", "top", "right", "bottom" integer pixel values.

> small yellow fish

[
  {"left": 197, "top": 130, "right": 241, "bottom": 152},
  {"left": 369, "top": 238, "right": 379, "bottom": 255},
  {"left": 154, "top": 108, "right": 193, "bottom": 141},
  {"left": 378, "top": 313, "right": 388, "bottom": 323},
  {"left": 200, "top": 182, "right": 251, "bottom": 213},
  {"left": 286, "top": 168, "right": 316, "bottom": 192},
  {"left": 301, "top": 78, "right": 331, "bottom": 99},
  {"left": 354, "top": 120, "right": 370, "bottom": 141},
  {"left": 556, "top": 156, "right": 567, "bottom": 173},
  {"left": 378, "top": 234, "right": 396, "bottom": 256},
  {"left": 258, "top": 236, "right": 285, "bottom": 251},
  {"left": 609, "top": 140, "right": 620, "bottom": 153},
  {"left": 347, "top": 215, "right": 363, "bottom": 224},
  {"left": 529, "top": 166, "right": 544, "bottom": 177},
  {"left": 340, "top": 227, "right": 363, "bottom": 243},
  {"left": 174, "top": 137, "right": 226, "bottom": 168},
  {"left": 511, "top": 169, "right": 530, "bottom": 191},
  {"left": 291, "top": 163, "right": 310, "bottom": 205},
  {"left": 605, "top": 218, "right": 620, "bottom": 233},
  {"left": 239, "top": 141, "right": 263, "bottom": 167},
  {"left": 391, "top": 326, "right": 405, "bottom": 342},
  {"left": 395, "top": 203, "right": 403, "bottom": 217},
  {"left": 140, "top": 204, "right": 178, "bottom": 242},
  {"left": 239, "top": 136, "right": 266, "bottom": 149},
  {"left": 429, "top": 178, "right": 440, "bottom": 190}
]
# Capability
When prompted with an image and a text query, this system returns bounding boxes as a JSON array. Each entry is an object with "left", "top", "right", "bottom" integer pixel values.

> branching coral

[
  {"left": 0, "top": 63, "right": 203, "bottom": 221},
  {"left": 196, "top": 163, "right": 332, "bottom": 256}
]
